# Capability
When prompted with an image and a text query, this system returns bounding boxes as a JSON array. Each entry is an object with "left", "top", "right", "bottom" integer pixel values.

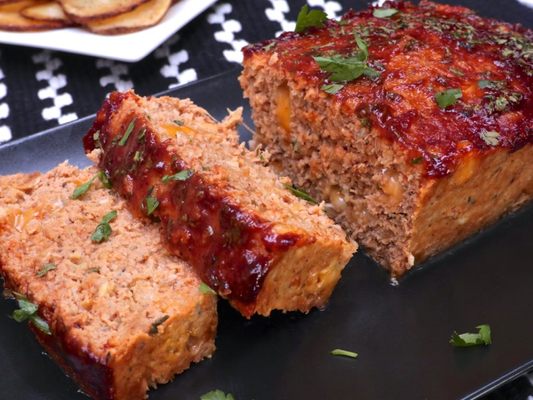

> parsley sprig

[
  {"left": 295, "top": 5, "right": 327, "bottom": 33},
  {"left": 284, "top": 184, "right": 318, "bottom": 205},
  {"left": 200, "top": 390, "right": 235, "bottom": 400},
  {"left": 331, "top": 348, "right": 359, "bottom": 359},
  {"left": 199, "top": 282, "right": 217, "bottom": 295},
  {"left": 314, "top": 35, "right": 379, "bottom": 94},
  {"left": 373, "top": 7, "right": 399, "bottom": 18},
  {"left": 11, "top": 293, "right": 51, "bottom": 335},
  {"left": 435, "top": 88, "right": 462, "bottom": 108},
  {"left": 91, "top": 210, "right": 118, "bottom": 243},
  {"left": 450, "top": 324, "right": 492, "bottom": 347},
  {"left": 162, "top": 169, "right": 194, "bottom": 183}
]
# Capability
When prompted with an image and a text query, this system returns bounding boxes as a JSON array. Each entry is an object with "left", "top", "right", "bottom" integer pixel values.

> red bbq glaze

[
  {"left": 243, "top": 1, "right": 532, "bottom": 177},
  {"left": 84, "top": 92, "right": 305, "bottom": 316}
]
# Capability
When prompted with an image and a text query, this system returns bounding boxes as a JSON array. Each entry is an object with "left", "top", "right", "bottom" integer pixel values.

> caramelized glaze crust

[
  {"left": 244, "top": 0, "right": 532, "bottom": 177},
  {"left": 85, "top": 92, "right": 354, "bottom": 317}
]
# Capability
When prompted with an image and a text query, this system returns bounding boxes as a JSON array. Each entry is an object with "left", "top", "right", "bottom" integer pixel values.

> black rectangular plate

[{"left": 0, "top": 69, "right": 532, "bottom": 400}]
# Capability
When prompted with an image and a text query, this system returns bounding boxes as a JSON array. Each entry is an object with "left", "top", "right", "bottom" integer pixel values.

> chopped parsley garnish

[
  {"left": 295, "top": 5, "right": 327, "bottom": 33},
  {"left": 477, "top": 79, "right": 505, "bottom": 90},
  {"left": 263, "top": 42, "right": 276, "bottom": 52},
  {"left": 97, "top": 170, "right": 112, "bottom": 189},
  {"left": 200, "top": 390, "right": 236, "bottom": 400},
  {"left": 138, "top": 128, "right": 146, "bottom": 143},
  {"left": 118, "top": 119, "right": 136, "bottom": 146},
  {"left": 331, "top": 348, "right": 359, "bottom": 359},
  {"left": 162, "top": 169, "right": 194, "bottom": 183},
  {"left": 36, "top": 263, "right": 56, "bottom": 278},
  {"left": 284, "top": 184, "right": 318, "bottom": 205},
  {"left": 435, "top": 88, "right": 462, "bottom": 108},
  {"left": 11, "top": 293, "right": 51, "bottom": 335},
  {"left": 71, "top": 176, "right": 96, "bottom": 199},
  {"left": 91, "top": 210, "right": 118, "bottom": 243},
  {"left": 314, "top": 35, "right": 378, "bottom": 93},
  {"left": 93, "top": 130, "right": 101, "bottom": 148},
  {"left": 450, "top": 324, "right": 492, "bottom": 347},
  {"left": 321, "top": 83, "right": 345, "bottom": 94},
  {"left": 479, "top": 130, "right": 501, "bottom": 146},
  {"left": 199, "top": 282, "right": 217, "bottom": 295},
  {"left": 411, "top": 157, "right": 424, "bottom": 165},
  {"left": 149, "top": 315, "right": 169, "bottom": 336},
  {"left": 145, "top": 190, "right": 159, "bottom": 216},
  {"left": 173, "top": 119, "right": 184, "bottom": 126},
  {"left": 373, "top": 7, "right": 399, "bottom": 18},
  {"left": 133, "top": 151, "right": 143, "bottom": 162}
]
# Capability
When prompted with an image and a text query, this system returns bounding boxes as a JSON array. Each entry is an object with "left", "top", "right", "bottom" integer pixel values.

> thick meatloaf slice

[
  {"left": 83, "top": 91, "right": 356, "bottom": 317},
  {"left": 0, "top": 163, "right": 217, "bottom": 400},
  {"left": 240, "top": 0, "right": 533, "bottom": 276}
]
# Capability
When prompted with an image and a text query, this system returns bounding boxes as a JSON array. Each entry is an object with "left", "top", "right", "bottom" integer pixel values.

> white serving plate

[{"left": 0, "top": 0, "right": 217, "bottom": 62}]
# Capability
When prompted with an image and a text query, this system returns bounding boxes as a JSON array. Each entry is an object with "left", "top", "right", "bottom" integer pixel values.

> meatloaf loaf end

[
  {"left": 0, "top": 163, "right": 217, "bottom": 400},
  {"left": 83, "top": 91, "right": 356, "bottom": 317},
  {"left": 240, "top": 0, "right": 533, "bottom": 276}
]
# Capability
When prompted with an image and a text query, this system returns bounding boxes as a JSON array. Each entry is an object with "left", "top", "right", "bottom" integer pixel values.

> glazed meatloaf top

[{"left": 243, "top": 0, "right": 532, "bottom": 177}]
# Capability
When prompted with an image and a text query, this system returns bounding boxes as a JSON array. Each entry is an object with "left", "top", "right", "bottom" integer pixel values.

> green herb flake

[
  {"left": 284, "top": 184, "right": 319, "bottom": 205},
  {"left": 373, "top": 7, "right": 399, "bottom": 19},
  {"left": 450, "top": 67, "right": 465, "bottom": 77},
  {"left": 321, "top": 83, "right": 344, "bottom": 94},
  {"left": 133, "top": 151, "right": 143, "bottom": 162},
  {"left": 314, "top": 35, "right": 379, "bottom": 93},
  {"left": 162, "top": 169, "right": 194, "bottom": 183},
  {"left": 450, "top": 324, "right": 492, "bottom": 347},
  {"left": 173, "top": 119, "right": 184, "bottom": 126},
  {"left": 36, "top": 263, "right": 57, "bottom": 278},
  {"left": 331, "top": 348, "right": 359, "bottom": 359},
  {"left": 295, "top": 5, "right": 327, "bottom": 33},
  {"left": 199, "top": 282, "right": 217, "bottom": 296},
  {"left": 145, "top": 193, "right": 160, "bottom": 216},
  {"left": 138, "top": 128, "right": 146, "bottom": 143},
  {"left": 97, "top": 170, "right": 112, "bottom": 189},
  {"left": 435, "top": 88, "right": 462, "bottom": 108},
  {"left": 93, "top": 130, "right": 101, "bottom": 148},
  {"left": 262, "top": 42, "right": 276, "bottom": 52},
  {"left": 200, "top": 390, "right": 236, "bottom": 400},
  {"left": 91, "top": 210, "right": 118, "bottom": 243},
  {"left": 11, "top": 293, "right": 51, "bottom": 335},
  {"left": 411, "top": 157, "right": 424, "bottom": 165},
  {"left": 118, "top": 119, "right": 136, "bottom": 146},
  {"left": 149, "top": 315, "right": 169, "bottom": 336},
  {"left": 479, "top": 130, "right": 501, "bottom": 146},
  {"left": 70, "top": 176, "right": 96, "bottom": 200}
]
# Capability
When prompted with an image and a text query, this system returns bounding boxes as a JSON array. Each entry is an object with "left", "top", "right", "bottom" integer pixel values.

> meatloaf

[
  {"left": 83, "top": 91, "right": 356, "bottom": 317},
  {"left": 0, "top": 163, "right": 217, "bottom": 400},
  {"left": 240, "top": 0, "right": 533, "bottom": 276}
]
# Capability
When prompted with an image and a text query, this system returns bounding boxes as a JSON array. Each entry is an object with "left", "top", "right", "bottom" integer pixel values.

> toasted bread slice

[
  {"left": 0, "top": 163, "right": 217, "bottom": 400},
  {"left": 84, "top": 0, "right": 170, "bottom": 35},
  {"left": 58, "top": 0, "right": 149, "bottom": 22},
  {"left": 0, "top": 0, "right": 67, "bottom": 30},
  {"left": 21, "top": 1, "right": 71, "bottom": 23}
]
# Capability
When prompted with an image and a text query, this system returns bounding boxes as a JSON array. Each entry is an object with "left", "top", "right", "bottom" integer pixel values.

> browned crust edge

[{"left": 58, "top": 0, "right": 151, "bottom": 23}]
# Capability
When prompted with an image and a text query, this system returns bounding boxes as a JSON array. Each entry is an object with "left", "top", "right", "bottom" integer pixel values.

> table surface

[{"left": 0, "top": 1, "right": 531, "bottom": 399}]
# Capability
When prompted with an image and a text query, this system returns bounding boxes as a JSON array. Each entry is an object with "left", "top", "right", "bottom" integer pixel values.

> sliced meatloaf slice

[
  {"left": 0, "top": 163, "right": 217, "bottom": 400},
  {"left": 83, "top": 91, "right": 356, "bottom": 318},
  {"left": 240, "top": 1, "right": 533, "bottom": 276}
]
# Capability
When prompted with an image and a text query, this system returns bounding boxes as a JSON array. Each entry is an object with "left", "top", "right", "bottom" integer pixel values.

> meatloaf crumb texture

[
  {"left": 83, "top": 91, "right": 356, "bottom": 317},
  {"left": 0, "top": 163, "right": 217, "bottom": 400},
  {"left": 240, "top": 1, "right": 533, "bottom": 275}
]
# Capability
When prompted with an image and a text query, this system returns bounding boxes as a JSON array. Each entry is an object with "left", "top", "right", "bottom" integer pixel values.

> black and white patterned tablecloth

[{"left": 0, "top": 1, "right": 532, "bottom": 398}]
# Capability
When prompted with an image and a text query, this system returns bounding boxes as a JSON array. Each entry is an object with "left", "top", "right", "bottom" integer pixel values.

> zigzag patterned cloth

[{"left": 0, "top": 0, "right": 531, "bottom": 145}]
